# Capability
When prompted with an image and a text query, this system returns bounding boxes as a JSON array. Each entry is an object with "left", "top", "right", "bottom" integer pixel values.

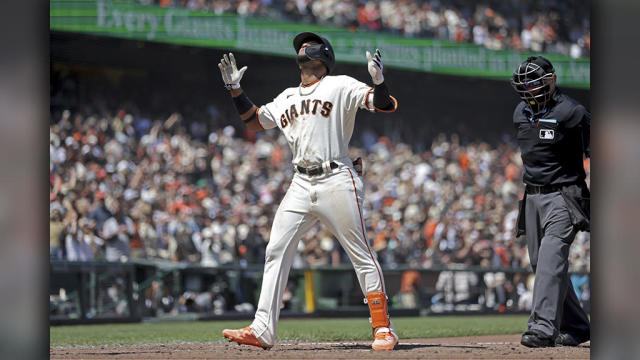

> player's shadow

[
  {"left": 332, "top": 344, "right": 373, "bottom": 350},
  {"left": 396, "top": 343, "right": 487, "bottom": 350},
  {"left": 330, "top": 343, "right": 487, "bottom": 351},
  {"left": 277, "top": 345, "right": 367, "bottom": 351}
]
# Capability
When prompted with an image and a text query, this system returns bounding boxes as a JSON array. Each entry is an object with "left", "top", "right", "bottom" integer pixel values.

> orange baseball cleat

[
  {"left": 372, "top": 330, "right": 398, "bottom": 351},
  {"left": 222, "top": 326, "right": 271, "bottom": 350}
]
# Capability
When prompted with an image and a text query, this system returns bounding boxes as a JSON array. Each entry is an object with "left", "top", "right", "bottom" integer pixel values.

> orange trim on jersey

[
  {"left": 347, "top": 168, "right": 385, "bottom": 294},
  {"left": 374, "top": 95, "right": 398, "bottom": 113},
  {"left": 300, "top": 78, "right": 322, "bottom": 88},
  {"left": 255, "top": 108, "right": 265, "bottom": 130},
  {"left": 365, "top": 88, "right": 374, "bottom": 110}
]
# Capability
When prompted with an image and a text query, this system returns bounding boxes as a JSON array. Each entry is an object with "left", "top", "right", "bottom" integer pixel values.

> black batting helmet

[
  {"left": 293, "top": 32, "right": 335, "bottom": 74},
  {"left": 511, "top": 56, "right": 556, "bottom": 113}
]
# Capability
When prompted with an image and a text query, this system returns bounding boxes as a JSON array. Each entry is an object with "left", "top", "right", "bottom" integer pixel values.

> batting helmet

[
  {"left": 293, "top": 32, "right": 335, "bottom": 74},
  {"left": 511, "top": 56, "right": 556, "bottom": 113}
]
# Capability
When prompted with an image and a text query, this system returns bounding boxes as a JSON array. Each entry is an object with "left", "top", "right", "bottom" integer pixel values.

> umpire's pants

[{"left": 525, "top": 191, "right": 590, "bottom": 339}]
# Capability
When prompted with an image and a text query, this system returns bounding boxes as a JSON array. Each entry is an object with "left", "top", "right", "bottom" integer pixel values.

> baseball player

[
  {"left": 511, "top": 56, "right": 591, "bottom": 347},
  {"left": 218, "top": 32, "right": 399, "bottom": 351}
]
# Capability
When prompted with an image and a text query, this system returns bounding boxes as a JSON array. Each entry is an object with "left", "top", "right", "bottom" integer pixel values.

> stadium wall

[{"left": 50, "top": 260, "right": 590, "bottom": 325}]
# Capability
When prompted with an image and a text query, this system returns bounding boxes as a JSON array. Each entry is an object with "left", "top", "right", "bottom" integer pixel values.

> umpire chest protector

[{"left": 513, "top": 89, "right": 590, "bottom": 187}]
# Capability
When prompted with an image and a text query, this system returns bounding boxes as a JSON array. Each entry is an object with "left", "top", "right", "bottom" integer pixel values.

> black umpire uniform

[{"left": 511, "top": 56, "right": 591, "bottom": 347}]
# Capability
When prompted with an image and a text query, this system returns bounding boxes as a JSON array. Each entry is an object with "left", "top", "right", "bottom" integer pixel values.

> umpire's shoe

[
  {"left": 555, "top": 332, "right": 589, "bottom": 346},
  {"left": 222, "top": 326, "right": 271, "bottom": 350},
  {"left": 520, "top": 330, "right": 555, "bottom": 348}
]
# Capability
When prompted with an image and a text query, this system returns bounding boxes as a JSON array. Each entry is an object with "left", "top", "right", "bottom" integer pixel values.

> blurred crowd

[
  {"left": 50, "top": 108, "right": 591, "bottom": 274},
  {"left": 136, "top": 0, "right": 590, "bottom": 58}
]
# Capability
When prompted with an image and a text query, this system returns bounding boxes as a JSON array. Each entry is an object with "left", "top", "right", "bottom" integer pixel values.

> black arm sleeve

[
  {"left": 373, "top": 82, "right": 394, "bottom": 111},
  {"left": 232, "top": 91, "right": 256, "bottom": 116}
]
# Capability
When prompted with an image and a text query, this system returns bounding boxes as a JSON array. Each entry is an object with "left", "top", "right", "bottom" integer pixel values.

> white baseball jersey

[
  {"left": 247, "top": 74, "right": 398, "bottom": 347},
  {"left": 256, "top": 75, "right": 375, "bottom": 167}
]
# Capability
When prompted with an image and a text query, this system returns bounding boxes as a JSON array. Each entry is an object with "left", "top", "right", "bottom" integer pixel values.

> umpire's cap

[{"left": 293, "top": 32, "right": 335, "bottom": 74}]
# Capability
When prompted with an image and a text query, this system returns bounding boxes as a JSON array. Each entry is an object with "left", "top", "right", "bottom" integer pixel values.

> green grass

[{"left": 50, "top": 315, "right": 528, "bottom": 347}]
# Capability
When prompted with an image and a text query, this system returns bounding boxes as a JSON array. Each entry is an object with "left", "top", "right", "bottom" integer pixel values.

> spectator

[
  {"left": 392, "top": 270, "right": 421, "bottom": 309},
  {"left": 102, "top": 210, "right": 134, "bottom": 262},
  {"left": 64, "top": 218, "right": 98, "bottom": 261},
  {"left": 432, "top": 255, "right": 479, "bottom": 306},
  {"left": 135, "top": 0, "right": 590, "bottom": 57},
  {"left": 50, "top": 208, "right": 66, "bottom": 260},
  {"left": 49, "top": 108, "right": 590, "bottom": 272}
]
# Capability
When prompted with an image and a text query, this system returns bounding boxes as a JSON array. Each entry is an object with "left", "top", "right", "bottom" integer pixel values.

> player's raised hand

[
  {"left": 366, "top": 49, "right": 384, "bottom": 85},
  {"left": 218, "top": 53, "right": 248, "bottom": 90}
]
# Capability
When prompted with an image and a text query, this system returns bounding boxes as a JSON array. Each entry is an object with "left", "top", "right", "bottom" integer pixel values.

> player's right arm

[{"left": 218, "top": 53, "right": 277, "bottom": 131}]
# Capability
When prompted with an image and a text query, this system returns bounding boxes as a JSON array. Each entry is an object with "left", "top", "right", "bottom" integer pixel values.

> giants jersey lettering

[{"left": 257, "top": 75, "right": 375, "bottom": 167}]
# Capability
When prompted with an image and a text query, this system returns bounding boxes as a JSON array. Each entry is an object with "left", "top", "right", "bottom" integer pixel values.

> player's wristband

[
  {"left": 232, "top": 91, "right": 255, "bottom": 115},
  {"left": 373, "top": 82, "right": 393, "bottom": 110}
]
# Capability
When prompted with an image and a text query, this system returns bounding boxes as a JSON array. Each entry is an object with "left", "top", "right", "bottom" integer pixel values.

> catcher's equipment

[
  {"left": 366, "top": 291, "right": 390, "bottom": 330},
  {"left": 366, "top": 49, "right": 384, "bottom": 85},
  {"left": 219, "top": 53, "right": 248, "bottom": 90},
  {"left": 293, "top": 32, "right": 335, "bottom": 74},
  {"left": 511, "top": 56, "right": 555, "bottom": 113}
]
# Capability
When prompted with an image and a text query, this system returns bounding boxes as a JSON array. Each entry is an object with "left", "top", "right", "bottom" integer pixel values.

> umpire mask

[{"left": 511, "top": 56, "right": 556, "bottom": 113}]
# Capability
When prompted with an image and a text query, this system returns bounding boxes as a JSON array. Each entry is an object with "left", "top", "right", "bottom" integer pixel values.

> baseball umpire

[
  {"left": 512, "top": 56, "right": 591, "bottom": 347},
  {"left": 218, "top": 32, "right": 399, "bottom": 350}
]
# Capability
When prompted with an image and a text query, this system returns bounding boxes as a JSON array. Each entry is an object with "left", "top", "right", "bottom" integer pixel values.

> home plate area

[{"left": 50, "top": 334, "right": 589, "bottom": 359}]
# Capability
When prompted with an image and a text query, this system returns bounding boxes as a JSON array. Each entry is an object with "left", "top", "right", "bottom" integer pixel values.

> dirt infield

[{"left": 50, "top": 334, "right": 590, "bottom": 359}]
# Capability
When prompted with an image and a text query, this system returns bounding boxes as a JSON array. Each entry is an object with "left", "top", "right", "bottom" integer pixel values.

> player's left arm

[{"left": 366, "top": 49, "right": 398, "bottom": 112}]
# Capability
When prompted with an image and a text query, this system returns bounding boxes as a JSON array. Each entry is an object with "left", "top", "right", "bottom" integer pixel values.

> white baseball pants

[{"left": 250, "top": 162, "right": 392, "bottom": 346}]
